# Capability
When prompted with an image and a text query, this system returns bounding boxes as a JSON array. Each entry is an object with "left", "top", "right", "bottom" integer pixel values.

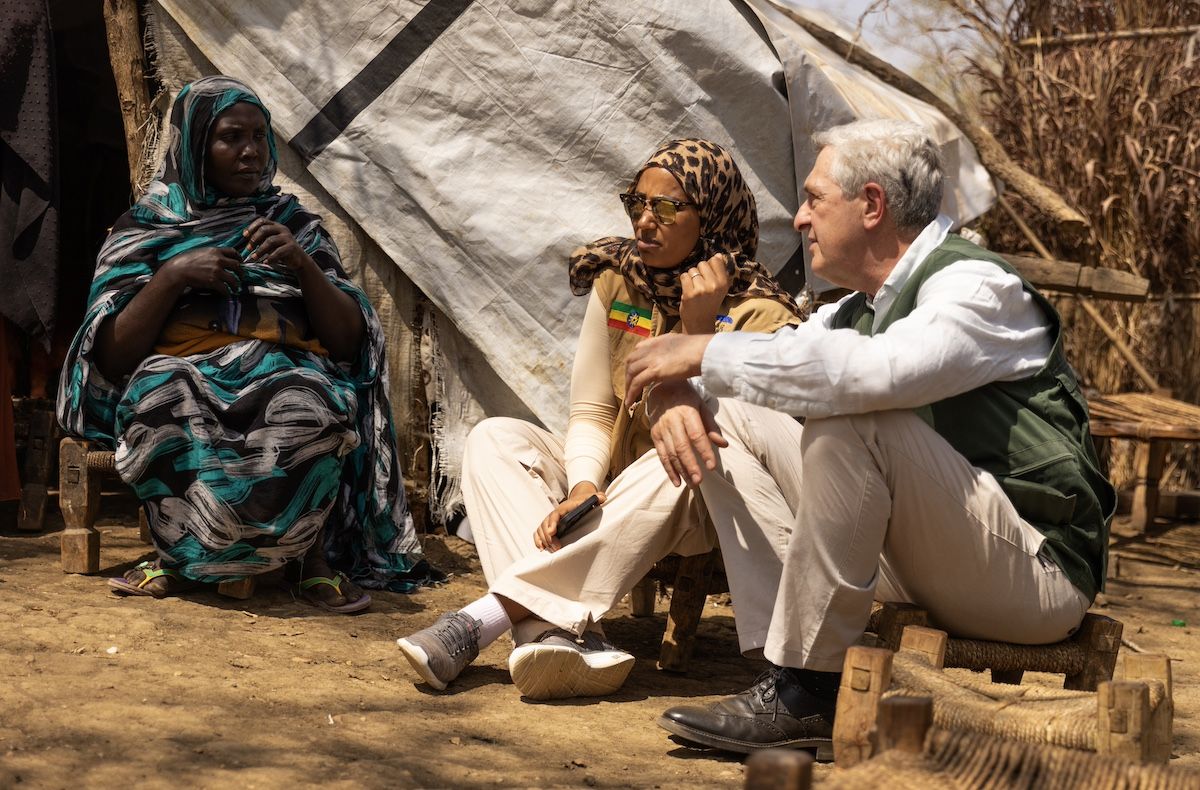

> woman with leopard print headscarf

[{"left": 397, "top": 139, "right": 801, "bottom": 701}]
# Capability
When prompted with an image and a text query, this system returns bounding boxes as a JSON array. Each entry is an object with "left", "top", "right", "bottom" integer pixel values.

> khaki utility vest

[{"left": 592, "top": 268, "right": 799, "bottom": 479}]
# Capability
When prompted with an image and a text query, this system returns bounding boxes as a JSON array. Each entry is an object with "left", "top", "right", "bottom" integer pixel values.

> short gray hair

[{"left": 813, "top": 119, "right": 944, "bottom": 232}]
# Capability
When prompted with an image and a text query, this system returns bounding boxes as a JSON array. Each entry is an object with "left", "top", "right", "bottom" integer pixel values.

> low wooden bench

[
  {"left": 1087, "top": 393, "right": 1200, "bottom": 531},
  {"left": 867, "top": 601, "right": 1123, "bottom": 690},
  {"left": 746, "top": 693, "right": 1197, "bottom": 789},
  {"left": 834, "top": 624, "right": 1174, "bottom": 767}
]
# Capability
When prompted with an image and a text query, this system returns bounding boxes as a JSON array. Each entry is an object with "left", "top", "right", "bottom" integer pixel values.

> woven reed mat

[
  {"left": 884, "top": 654, "right": 1166, "bottom": 752},
  {"left": 862, "top": 607, "right": 1089, "bottom": 674},
  {"left": 822, "top": 727, "right": 1199, "bottom": 789},
  {"left": 943, "top": 635, "right": 1085, "bottom": 674},
  {"left": 1088, "top": 392, "right": 1200, "bottom": 441}
]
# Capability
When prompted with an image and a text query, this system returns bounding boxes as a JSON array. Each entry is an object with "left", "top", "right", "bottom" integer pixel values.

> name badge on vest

[{"left": 609, "top": 301, "right": 651, "bottom": 337}]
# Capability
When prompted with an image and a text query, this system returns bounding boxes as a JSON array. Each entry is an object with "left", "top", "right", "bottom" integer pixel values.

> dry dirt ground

[{"left": 2, "top": 498, "right": 1198, "bottom": 789}]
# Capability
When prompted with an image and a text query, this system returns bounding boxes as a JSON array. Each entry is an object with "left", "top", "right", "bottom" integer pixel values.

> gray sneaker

[
  {"left": 508, "top": 628, "right": 635, "bottom": 700},
  {"left": 397, "top": 611, "right": 482, "bottom": 690}
]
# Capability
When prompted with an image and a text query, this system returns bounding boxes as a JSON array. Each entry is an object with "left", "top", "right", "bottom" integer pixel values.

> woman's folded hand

[
  {"left": 244, "top": 218, "right": 312, "bottom": 274},
  {"left": 160, "top": 246, "right": 243, "bottom": 295},
  {"left": 679, "top": 253, "right": 731, "bottom": 335}
]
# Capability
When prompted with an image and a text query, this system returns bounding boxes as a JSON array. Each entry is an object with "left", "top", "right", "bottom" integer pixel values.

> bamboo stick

[
  {"left": 1018, "top": 25, "right": 1200, "bottom": 49},
  {"left": 760, "top": 0, "right": 1089, "bottom": 233},
  {"left": 997, "top": 195, "right": 1161, "bottom": 392},
  {"left": 103, "top": 0, "right": 152, "bottom": 196}
]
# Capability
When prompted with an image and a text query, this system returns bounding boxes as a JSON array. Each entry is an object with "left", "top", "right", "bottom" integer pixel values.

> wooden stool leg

[
  {"left": 1065, "top": 613, "right": 1122, "bottom": 691},
  {"left": 876, "top": 696, "right": 933, "bottom": 755},
  {"left": 59, "top": 438, "right": 101, "bottom": 574},
  {"left": 1123, "top": 653, "right": 1173, "bottom": 764},
  {"left": 876, "top": 602, "right": 928, "bottom": 651},
  {"left": 991, "top": 669, "right": 1025, "bottom": 685},
  {"left": 744, "top": 749, "right": 813, "bottom": 790},
  {"left": 18, "top": 407, "right": 55, "bottom": 532},
  {"left": 630, "top": 577, "right": 656, "bottom": 616},
  {"left": 898, "top": 626, "right": 948, "bottom": 670},
  {"left": 1097, "top": 680, "right": 1153, "bottom": 763},
  {"left": 658, "top": 551, "right": 715, "bottom": 672},
  {"left": 217, "top": 577, "right": 256, "bottom": 600},
  {"left": 1130, "top": 439, "right": 1167, "bottom": 533},
  {"left": 833, "top": 646, "right": 893, "bottom": 768}
]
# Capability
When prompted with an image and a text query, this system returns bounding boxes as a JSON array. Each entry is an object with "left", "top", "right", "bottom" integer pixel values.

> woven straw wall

[{"left": 972, "top": 1, "right": 1200, "bottom": 490}]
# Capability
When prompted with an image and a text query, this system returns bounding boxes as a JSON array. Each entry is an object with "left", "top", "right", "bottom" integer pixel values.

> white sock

[{"left": 460, "top": 593, "right": 513, "bottom": 648}]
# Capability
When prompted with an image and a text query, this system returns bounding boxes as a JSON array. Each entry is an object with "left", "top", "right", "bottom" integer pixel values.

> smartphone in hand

[{"left": 555, "top": 494, "right": 601, "bottom": 539}]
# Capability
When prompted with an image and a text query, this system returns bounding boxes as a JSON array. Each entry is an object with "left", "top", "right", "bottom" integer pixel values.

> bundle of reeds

[{"left": 963, "top": 1, "right": 1200, "bottom": 491}]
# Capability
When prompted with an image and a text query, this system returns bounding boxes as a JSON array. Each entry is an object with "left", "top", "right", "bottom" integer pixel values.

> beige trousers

[
  {"left": 702, "top": 398, "right": 1092, "bottom": 672},
  {"left": 461, "top": 417, "right": 716, "bottom": 645}
]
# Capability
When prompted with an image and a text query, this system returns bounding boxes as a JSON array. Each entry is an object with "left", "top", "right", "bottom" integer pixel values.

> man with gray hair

[{"left": 623, "top": 118, "right": 1113, "bottom": 756}]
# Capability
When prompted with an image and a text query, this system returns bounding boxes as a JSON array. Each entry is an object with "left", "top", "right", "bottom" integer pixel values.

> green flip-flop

[
  {"left": 299, "top": 571, "right": 372, "bottom": 614},
  {"left": 108, "top": 560, "right": 195, "bottom": 599}
]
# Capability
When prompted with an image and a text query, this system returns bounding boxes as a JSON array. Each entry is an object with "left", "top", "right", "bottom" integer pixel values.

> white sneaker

[{"left": 508, "top": 628, "right": 635, "bottom": 700}]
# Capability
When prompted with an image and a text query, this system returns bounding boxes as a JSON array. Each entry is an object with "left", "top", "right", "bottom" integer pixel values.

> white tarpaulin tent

[{"left": 147, "top": 0, "right": 996, "bottom": 521}]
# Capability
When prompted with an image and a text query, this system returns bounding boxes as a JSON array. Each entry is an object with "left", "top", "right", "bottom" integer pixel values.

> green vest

[{"left": 832, "top": 235, "right": 1115, "bottom": 600}]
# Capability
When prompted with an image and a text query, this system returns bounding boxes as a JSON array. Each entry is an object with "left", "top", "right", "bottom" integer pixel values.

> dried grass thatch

[{"left": 956, "top": 1, "right": 1200, "bottom": 491}]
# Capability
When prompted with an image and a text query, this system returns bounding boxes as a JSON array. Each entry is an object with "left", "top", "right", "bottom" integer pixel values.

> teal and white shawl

[{"left": 57, "top": 77, "right": 434, "bottom": 590}]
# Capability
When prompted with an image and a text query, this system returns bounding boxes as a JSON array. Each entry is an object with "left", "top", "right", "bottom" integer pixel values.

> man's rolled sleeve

[{"left": 699, "top": 332, "right": 749, "bottom": 399}]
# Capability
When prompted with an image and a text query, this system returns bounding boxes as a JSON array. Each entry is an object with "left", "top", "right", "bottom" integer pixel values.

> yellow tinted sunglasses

[{"left": 619, "top": 192, "right": 695, "bottom": 225}]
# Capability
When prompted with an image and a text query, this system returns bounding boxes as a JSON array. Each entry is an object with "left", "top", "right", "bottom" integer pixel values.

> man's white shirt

[{"left": 699, "top": 214, "right": 1054, "bottom": 418}]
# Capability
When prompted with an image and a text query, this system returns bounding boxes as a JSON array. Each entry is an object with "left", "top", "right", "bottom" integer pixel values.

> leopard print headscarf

[{"left": 568, "top": 138, "right": 800, "bottom": 318}]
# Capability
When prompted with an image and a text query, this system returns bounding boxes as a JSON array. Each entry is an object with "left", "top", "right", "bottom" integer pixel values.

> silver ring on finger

[{"left": 689, "top": 269, "right": 702, "bottom": 278}]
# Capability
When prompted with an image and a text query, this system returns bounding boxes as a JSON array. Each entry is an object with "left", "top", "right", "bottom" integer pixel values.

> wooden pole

[
  {"left": 997, "top": 195, "right": 1162, "bottom": 392},
  {"left": 404, "top": 297, "right": 432, "bottom": 532},
  {"left": 761, "top": 0, "right": 1089, "bottom": 233},
  {"left": 1018, "top": 25, "right": 1200, "bottom": 49},
  {"left": 103, "top": 0, "right": 152, "bottom": 196}
]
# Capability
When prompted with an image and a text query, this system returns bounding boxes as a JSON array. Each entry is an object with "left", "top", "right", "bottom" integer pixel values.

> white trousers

[
  {"left": 702, "top": 398, "right": 1092, "bottom": 672},
  {"left": 461, "top": 417, "right": 717, "bottom": 646}
]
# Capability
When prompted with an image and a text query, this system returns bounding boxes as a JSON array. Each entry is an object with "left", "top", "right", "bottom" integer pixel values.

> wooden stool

[
  {"left": 834, "top": 625, "right": 1173, "bottom": 767},
  {"left": 13, "top": 398, "right": 57, "bottom": 532},
  {"left": 58, "top": 437, "right": 151, "bottom": 573},
  {"left": 867, "top": 602, "right": 1122, "bottom": 690},
  {"left": 630, "top": 549, "right": 727, "bottom": 671},
  {"left": 217, "top": 577, "right": 256, "bottom": 600}
]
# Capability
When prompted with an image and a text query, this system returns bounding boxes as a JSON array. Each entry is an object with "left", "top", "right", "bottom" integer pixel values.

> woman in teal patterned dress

[{"left": 58, "top": 76, "right": 433, "bottom": 609}]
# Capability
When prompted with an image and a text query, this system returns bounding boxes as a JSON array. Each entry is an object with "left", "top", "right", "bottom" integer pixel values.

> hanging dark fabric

[{"left": 0, "top": 0, "right": 59, "bottom": 345}]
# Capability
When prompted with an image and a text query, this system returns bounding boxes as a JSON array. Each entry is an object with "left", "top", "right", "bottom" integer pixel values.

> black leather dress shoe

[{"left": 657, "top": 668, "right": 835, "bottom": 757}]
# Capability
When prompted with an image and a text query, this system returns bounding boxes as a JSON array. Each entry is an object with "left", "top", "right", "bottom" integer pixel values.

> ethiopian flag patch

[{"left": 608, "top": 301, "right": 652, "bottom": 337}]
